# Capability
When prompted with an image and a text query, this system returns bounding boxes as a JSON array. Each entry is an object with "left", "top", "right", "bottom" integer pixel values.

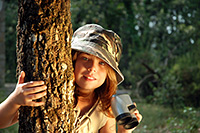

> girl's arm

[{"left": 0, "top": 71, "right": 47, "bottom": 129}]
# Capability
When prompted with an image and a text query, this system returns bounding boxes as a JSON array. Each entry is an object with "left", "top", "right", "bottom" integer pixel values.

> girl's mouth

[{"left": 84, "top": 75, "right": 96, "bottom": 81}]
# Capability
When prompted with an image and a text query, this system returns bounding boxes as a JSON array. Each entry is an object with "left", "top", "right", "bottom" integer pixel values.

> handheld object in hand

[{"left": 111, "top": 93, "right": 139, "bottom": 129}]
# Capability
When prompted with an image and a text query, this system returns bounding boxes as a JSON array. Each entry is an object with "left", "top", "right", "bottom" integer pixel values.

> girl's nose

[
  {"left": 87, "top": 61, "right": 97, "bottom": 73},
  {"left": 87, "top": 67, "right": 96, "bottom": 73}
]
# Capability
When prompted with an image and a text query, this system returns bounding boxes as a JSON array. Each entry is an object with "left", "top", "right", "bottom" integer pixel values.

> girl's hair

[
  {"left": 95, "top": 64, "right": 117, "bottom": 117},
  {"left": 72, "top": 51, "right": 117, "bottom": 117}
]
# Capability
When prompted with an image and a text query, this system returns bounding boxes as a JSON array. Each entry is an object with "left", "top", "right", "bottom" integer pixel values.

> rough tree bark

[{"left": 16, "top": 0, "right": 75, "bottom": 132}]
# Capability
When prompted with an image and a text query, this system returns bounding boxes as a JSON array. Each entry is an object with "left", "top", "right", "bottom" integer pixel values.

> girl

[{"left": 0, "top": 24, "right": 142, "bottom": 132}]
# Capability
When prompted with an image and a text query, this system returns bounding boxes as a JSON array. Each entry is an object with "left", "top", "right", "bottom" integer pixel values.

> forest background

[{"left": 1, "top": 0, "right": 200, "bottom": 132}]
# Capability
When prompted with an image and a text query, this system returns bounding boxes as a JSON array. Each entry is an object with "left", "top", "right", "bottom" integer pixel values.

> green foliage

[
  {"left": 131, "top": 103, "right": 200, "bottom": 133},
  {"left": 140, "top": 44, "right": 200, "bottom": 108},
  {"left": 152, "top": 73, "right": 184, "bottom": 108},
  {"left": 169, "top": 45, "right": 200, "bottom": 107},
  {"left": 0, "top": 123, "right": 18, "bottom": 133},
  {"left": 5, "top": 0, "right": 18, "bottom": 83},
  {"left": 117, "top": 0, "right": 200, "bottom": 108},
  {"left": 167, "top": 107, "right": 200, "bottom": 133},
  {"left": 134, "top": 103, "right": 173, "bottom": 132}
]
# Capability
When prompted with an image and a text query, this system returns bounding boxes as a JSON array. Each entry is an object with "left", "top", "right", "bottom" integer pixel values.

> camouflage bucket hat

[{"left": 71, "top": 24, "right": 124, "bottom": 84}]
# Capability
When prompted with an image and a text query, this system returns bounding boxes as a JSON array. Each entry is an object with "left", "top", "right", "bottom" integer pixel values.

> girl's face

[{"left": 74, "top": 53, "right": 108, "bottom": 92}]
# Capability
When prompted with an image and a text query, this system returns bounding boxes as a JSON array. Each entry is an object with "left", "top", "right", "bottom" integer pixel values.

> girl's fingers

[
  {"left": 27, "top": 90, "right": 47, "bottom": 101},
  {"left": 22, "top": 91, "right": 47, "bottom": 106},
  {"left": 133, "top": 102, "right": 137, "bottom": 108},
  {"left": 18, "top": 71, "right": 25, "bottom": 84},
  {"left": 14, "top": 72, "right": 47, "bottom": 107},
  {"left": 17, "top": 71, "right": 44, "bottom": 88},
  {"left": 22, "top": 81, "right": 45, "bottom": 89},
  {"left": 133, "top": 109, "right": 139, "bottom": 114},
  {"left": 135, "top": 113, "right": 142, "bottom": 122},
  {"left": 25, "top": 101, "right": 45, "bottom": 107},
  {"left": 134, "top": 110, "right": 142, "bottom": 123},
  {"left": 23, "top": 85, "right": 47, "bottom": 95}
]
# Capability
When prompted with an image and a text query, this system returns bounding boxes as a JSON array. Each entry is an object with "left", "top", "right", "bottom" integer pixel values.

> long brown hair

[
  {"left": 95, "top": 65, "right": 117, "bottom": 117},
  {"left": 72, "top": 51, "right": 118, "bottom": 117}
]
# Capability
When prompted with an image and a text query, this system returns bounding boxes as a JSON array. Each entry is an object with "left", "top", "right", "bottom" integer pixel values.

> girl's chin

[
  {"left": 77, "top": 87, "right": 96, "bottom": 92},
  {"left": 76, "top": 82, "right": 99, "bottom": 90}
]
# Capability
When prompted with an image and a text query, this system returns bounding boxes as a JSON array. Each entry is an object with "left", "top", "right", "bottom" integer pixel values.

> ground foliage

[{"left": 5, "top": 0, "right": 200, "bottom": 108}]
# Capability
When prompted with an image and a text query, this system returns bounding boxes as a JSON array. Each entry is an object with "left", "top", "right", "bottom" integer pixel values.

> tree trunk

[{"left": 16, "top": 0, "right": 75, "bottom": 132}]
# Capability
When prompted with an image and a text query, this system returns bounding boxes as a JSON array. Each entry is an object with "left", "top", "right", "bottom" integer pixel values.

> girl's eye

[
  {"left": 83, "top": 57, "right": 88, "bottom": 61},
  {"left": 99, "top": 61, "right": 105, "bottom": 66}
]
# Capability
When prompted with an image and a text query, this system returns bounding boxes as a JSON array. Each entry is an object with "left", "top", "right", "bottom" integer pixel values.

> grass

[
  {"left": 0, "top": 124, "right": 18, "bottom": 133},
  {"left": 134, "top": 103, "right": 200, "bottom": 133},
  {"left": 134, "top": 103, "right": 172, "bottom": 133},
  {"left": 0, "top": 90, "right": 200, "bottom": 133}
]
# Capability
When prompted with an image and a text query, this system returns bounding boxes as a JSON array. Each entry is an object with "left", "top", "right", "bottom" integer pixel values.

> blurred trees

[
  {"left": 5, "top": 0, "right": 200, "bottom": 108},
  {"left": 5, "top": 0, "right": 18, "bottom": 82}
]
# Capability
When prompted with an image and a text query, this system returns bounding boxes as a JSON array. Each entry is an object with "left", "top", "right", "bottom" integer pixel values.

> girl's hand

[
  {"left": 0, "top": 71, "right": 47, "bottom": 128},
  {"left": 12, "top": 71, "right": 47, "bottom": 107},
  {"left": 132, "top": 102, "right": 142, "bottom": 123},
  {"left": 117, "top": 103, "right": 142, "bottom": 133}
]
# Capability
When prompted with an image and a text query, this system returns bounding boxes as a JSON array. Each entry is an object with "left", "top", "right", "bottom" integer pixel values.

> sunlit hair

[
  {"left": 95, "top": 64, "right": 117, "bottom": 117},
  {"left": 72, "top": 50, "right": 117, "bottom": 117}
]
